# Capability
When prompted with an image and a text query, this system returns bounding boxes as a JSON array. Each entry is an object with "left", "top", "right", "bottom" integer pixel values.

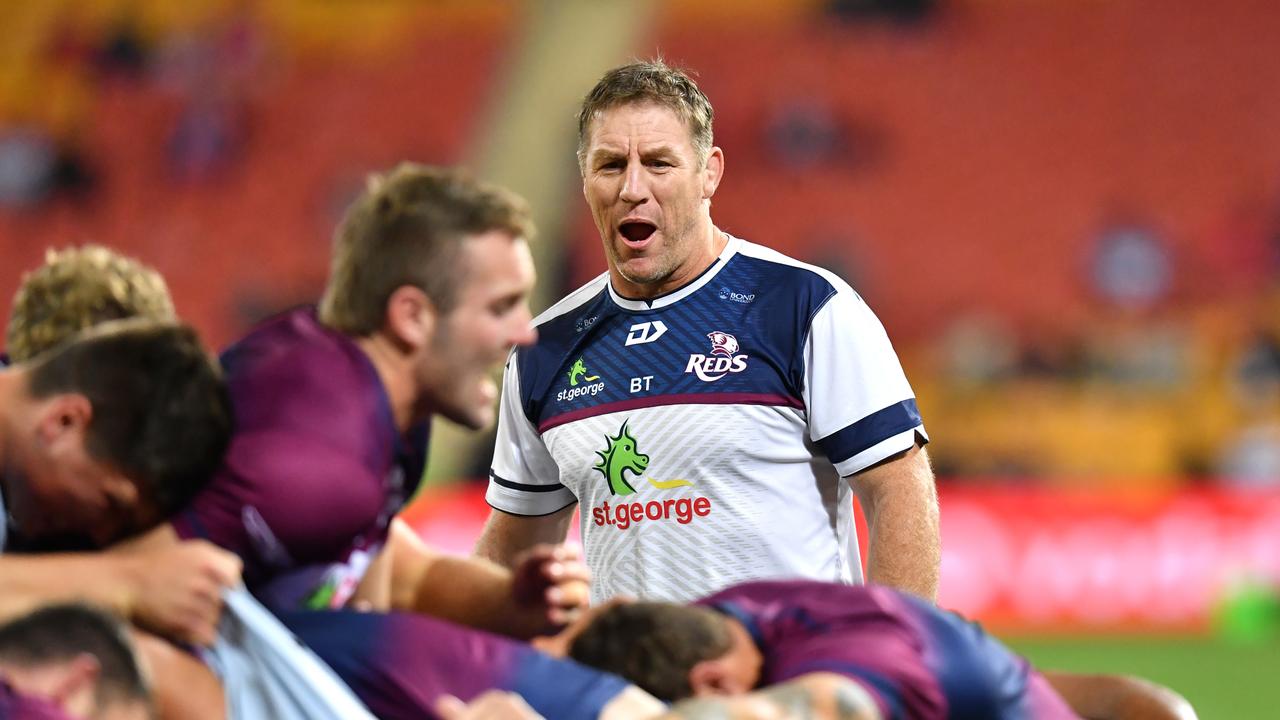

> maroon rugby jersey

[{"left": 173, "top": 307, "right": 428, "bottom": 610}]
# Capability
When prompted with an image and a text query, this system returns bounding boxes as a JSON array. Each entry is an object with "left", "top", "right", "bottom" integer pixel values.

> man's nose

[{"left": 619, "top": 162, "right": 649, "bottom": 204}]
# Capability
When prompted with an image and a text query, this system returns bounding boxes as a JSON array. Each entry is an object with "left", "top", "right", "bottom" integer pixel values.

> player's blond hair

[
  {"left": 319, "top": 163, "right": 534, "bottom": 336},
  {"left": 577, "top": 59, "right": 715, "bottom": 171},
  {"left": 6, "top": 245, "right": 176, "bottom": 363}
]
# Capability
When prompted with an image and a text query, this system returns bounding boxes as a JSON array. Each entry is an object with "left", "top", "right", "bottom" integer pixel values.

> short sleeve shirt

[{"left": 488, "top": 236, "right": 926, "bottom": 602}]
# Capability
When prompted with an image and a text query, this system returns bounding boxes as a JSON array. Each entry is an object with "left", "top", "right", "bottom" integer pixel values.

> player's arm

[
  {"left": 379, "top": 517, "right": 588, "bottom": 638},
  {"left": 474, "top": 505, "right": 576, "bottom": 568},
  {"left": 478, "top": 349, "right": 579, "bottom": 569},
  {"left": 1043, "top": 671, "right": 1198, "bottom": 720},
  {"left": 0, "top": 536, "right": 240, "bottom": 646},
  {"left": 804, "top": 282, "right": 940, "bottom": 602},
  {"left": 847, "top": 443, "right": 940, "bottom": 601},
  {"left": 660, "top": 673, "right": 883, "bottom": 720},
  {"left": 437, "top": 685, "right": 665, "bottom": 720}
]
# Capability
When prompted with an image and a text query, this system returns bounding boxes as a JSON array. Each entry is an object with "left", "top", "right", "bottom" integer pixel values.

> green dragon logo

[
  {"left": 568, "top": 357, "right": 601, "bottom": 387},
  {"left": 593, "top": 420, "right": 649, "bottom": 496}
]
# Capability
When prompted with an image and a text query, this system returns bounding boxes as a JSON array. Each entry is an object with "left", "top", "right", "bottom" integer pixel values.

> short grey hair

[{"left": 576, "top": 60, "right": 714, "bottom": 171}]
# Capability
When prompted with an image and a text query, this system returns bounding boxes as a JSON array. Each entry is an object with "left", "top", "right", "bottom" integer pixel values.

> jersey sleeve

[
  {"left": 486, "top": 351, "right": 577, "bottom": 516},
  {"left": 804, "top": 286, "right": 927, "bottom": 477}
]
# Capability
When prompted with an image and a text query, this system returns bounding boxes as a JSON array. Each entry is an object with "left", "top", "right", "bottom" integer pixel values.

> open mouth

[{"left": 618, "top": 220, "right": 657, "bottom": 244}]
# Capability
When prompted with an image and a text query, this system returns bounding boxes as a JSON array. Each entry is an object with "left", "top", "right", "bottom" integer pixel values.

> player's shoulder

[
  {"left": 732, "top": 238, "right": 858, "bottom": 300},
  {"left": 531, "top": 272, "right": 611, "bottom": 331},
  {"left": 221, "top": 306, "right": 386, "bottom": 422},
  {"left": 512, "top": 273, "right": 611, "bottom": 369},
  {"left": 702, "top": 579, "right": 880, "bottom": 612}
]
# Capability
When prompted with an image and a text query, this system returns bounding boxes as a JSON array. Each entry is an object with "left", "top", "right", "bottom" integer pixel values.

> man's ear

[
  {"left": 689, "top": 656, "right": 750, "bottom": 697},
  {"left": 384, "top": 285, "right": 437, "bottom": 351},
  {"left": 35, "top": 394, "right": 93, "bottom": 449},
  {"left": 701, "top": 146, "right": 724, "bottom": 199},
  {"left": 103, "top": 475, "right": 141, "bottom": 510},
  {"left": 49, "top": 653, "right": 101, "bottom": 712}
]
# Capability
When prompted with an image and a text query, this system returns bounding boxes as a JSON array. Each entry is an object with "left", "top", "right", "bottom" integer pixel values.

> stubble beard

[{"left": 608, "top": 215, "right": 703, "bottom": 294}]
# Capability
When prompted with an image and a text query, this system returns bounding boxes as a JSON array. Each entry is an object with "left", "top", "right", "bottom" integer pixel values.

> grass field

[{"left": 1007, "top": 636, "right": 1279, "bottom": 719}]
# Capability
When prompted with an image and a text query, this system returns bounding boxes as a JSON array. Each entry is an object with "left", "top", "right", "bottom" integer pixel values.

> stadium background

[{"left": 2, "top": 0, "right": 1278, "bottom": 716}]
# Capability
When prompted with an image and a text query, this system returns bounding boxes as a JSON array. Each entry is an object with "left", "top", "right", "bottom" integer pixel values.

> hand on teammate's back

[
  {"left": 510, "top": 544, "right": 591, "bottom": 631},
  {"left": 122, "top": 539, "right": 242, "bottom": 645},
  {"left": 436, "top": 691, "right": 546, "bottom": 720}
]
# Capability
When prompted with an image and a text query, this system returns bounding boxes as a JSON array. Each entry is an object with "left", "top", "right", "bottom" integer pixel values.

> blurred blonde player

[{"left": 6, "top": 245, "right": 176, "bottom": 364}]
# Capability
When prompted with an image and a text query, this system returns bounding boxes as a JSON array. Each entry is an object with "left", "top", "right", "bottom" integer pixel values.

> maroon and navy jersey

[
  {"left": 173, "top": 307, "right": 428, "bottom": 610},
  {"left": 699, "top": 580, "right": 1076, "bottom": 720},
  {"left": 279, "top": 607, "right": 632, "bottom": 720},
  {"left": 0, "top": 681, "right": 75, "bottom": 720}
]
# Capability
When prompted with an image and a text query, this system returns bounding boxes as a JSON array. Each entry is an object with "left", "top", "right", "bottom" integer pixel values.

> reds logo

[
  {"left": 707, "top": 331, "right": 739, "bottom": 357},
  {"left": 686, "top": 331, "right": 748, "bottom": 382}
]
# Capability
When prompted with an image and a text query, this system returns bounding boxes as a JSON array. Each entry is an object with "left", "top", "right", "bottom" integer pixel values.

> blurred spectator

[
  {"left": 168, "top": 94, "right": 247, "bottom": 181},
  {"left": 1083, "top": 321, "right": 1190, "bottom": 390},
  {"left": 1231, "top": 330, "right": 1280, "bottom": 411},
  {"left": 766, "top": 96, "right": 843, "bottom": 171},
  {"left": 1088, "top": 221, "right": 1174, "bottom": 312},
  {"left": 94, "top": 18, "right": 149, "bottom": 80},
  {"left": 156, "top": 4, "right": 265, "bottom": 182},
  {"left": 0, "top": 129, "right": 57, "bottom": 208},
  {"left": 1217, "top": 423, "right": 1280, "bottom": 487},
  {"left": 827, "top": 0, "right": 937, "bottom": 24},
  {"left": 939, "top": 313, "right": 1017, "bottom": 385}
]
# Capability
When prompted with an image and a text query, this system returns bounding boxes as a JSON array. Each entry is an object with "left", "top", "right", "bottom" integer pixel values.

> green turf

[{"left": 1006, "top": 635, "right": 1280, "bottom": 719}]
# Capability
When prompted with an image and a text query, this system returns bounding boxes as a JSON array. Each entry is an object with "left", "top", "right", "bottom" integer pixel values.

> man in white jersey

[{"left": 475, "top": 60, "right": 940, "bottom": 603}]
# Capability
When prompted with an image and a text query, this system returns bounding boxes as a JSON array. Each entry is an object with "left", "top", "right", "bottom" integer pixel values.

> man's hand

[
  {"left": 436, "top": 692, "right": 545, "bottom": 720},
  {"left": 510, "top": 544, "right": 591, "bottom": 630},
  {"left": 123, "top": 540, "right": 242, "bottom": 646}
]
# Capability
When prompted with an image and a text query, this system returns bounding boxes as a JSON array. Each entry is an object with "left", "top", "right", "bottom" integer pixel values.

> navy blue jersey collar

[{"left": 607, "top": 234, "right": 742, "bottom": 311}]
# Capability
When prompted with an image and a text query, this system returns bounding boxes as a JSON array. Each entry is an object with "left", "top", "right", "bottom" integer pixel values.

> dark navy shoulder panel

[
  {"left": 516, "top": 286, "right": 615, "bottom": 425},
  {"left": 722, "top": 252, "right": 839, "bottom": 398}
]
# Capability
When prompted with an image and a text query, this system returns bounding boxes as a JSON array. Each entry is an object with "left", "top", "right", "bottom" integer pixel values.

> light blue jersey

[{"left": 205, "top": 589, "right": 375, "bottom": 720}]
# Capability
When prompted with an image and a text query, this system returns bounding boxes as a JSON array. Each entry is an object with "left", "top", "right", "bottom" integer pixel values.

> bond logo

[
  {"left": 557, "top": 357, "right": 605, "bottom": 402},
  {"left": 625, "top": 321, "right": 668, "bottom": 346},
  {"left": 590, "top": 420, "right": 713, "bottom": 529},
  {"left": 574, "top": 315, "right": 598, "bottom": 333},
  {"left": 718, "top": 286, "right": 756, "bottom": 304},
  {"left": 685, "top": 331, "right": 748, "bottom": 382}
]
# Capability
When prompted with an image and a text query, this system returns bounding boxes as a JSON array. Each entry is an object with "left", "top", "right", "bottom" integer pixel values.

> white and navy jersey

[{"left": 488, "top": 235, "right": 927, "bottom": 603}]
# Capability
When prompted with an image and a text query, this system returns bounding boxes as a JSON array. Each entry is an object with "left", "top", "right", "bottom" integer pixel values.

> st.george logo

[
  {"left": 590, "top": 420, "right": 712, "bottom": 529},
  {"left": 567, "top": 358, "right": 600, "bottom": 386},
  {"left": 685, "top": 331, "right": 749, "bottom": 382},
  {"left": 625, "top": 321, "right": 668, "bottom": 346},
  {"left": 593, "top": 420, "right": 649, "bottom": 495},
  {"left": 558, "top": 357, "right": 605, "bottom": 402}
]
